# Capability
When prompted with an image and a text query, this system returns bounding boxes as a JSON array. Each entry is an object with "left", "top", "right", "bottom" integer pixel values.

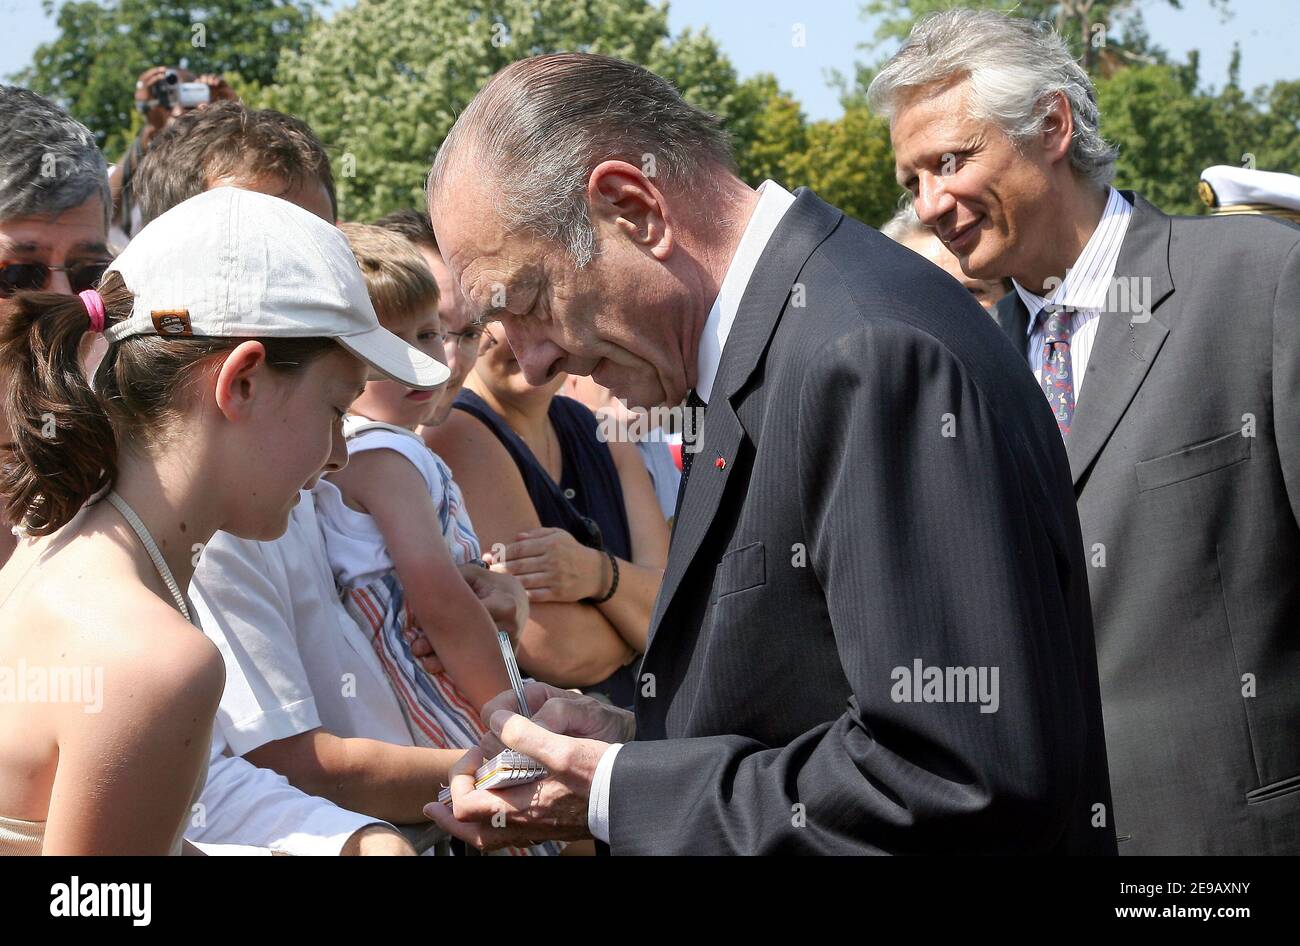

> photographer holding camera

[{"left": 108, "top": 66, "right": 238, "bottom": 241}]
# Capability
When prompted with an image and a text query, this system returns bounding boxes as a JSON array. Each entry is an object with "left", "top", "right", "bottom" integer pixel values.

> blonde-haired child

[{"left": 318, "top": 222, "right": 511, "bottom": 747}]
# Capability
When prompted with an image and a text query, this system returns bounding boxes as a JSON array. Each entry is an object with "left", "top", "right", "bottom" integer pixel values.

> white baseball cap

[{"left": 104, "top": 186, "right": 449, "bottom": 390}]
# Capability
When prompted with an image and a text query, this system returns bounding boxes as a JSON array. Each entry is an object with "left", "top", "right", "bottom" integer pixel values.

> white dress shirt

[
  {"left": 1014, "top": 187, "right": 1133, "bottom": 400},
  {"left": 587, "top": 179, "right": 797, "bottom": 844}
]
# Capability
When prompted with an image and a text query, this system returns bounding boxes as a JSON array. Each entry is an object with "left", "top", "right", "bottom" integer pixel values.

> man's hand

[
  {"left": 423, "top": 683, "right": 635, "bottom": 851},
  {"left": 134, "top": 66, "right": 173, "bottom": 132},
  {"left": 196, "top": 73, "right": 238, "bottom": 103},
  {"left": 424, "top": 712, "right": 607, "bottom": 850},
  {"left": 478, "top": 681, "right": 634, "bottom": 758},
  {"left": 403, "top": 628, "right": 444, "bottom": 675}
]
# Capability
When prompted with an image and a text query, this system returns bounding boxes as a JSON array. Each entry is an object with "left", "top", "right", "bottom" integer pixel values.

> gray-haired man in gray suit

[{"left": 876, "top": 10, "right": 1300, "bottom": 854}]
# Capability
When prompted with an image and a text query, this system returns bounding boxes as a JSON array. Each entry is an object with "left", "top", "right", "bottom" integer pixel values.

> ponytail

[{"left": 0, "top": 272, "right": 130, "bottom": 534}]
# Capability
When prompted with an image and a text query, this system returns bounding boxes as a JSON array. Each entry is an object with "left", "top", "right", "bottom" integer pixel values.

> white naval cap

[{"left": 1200, "top": 165, "right": 1300, "bottom": 223}]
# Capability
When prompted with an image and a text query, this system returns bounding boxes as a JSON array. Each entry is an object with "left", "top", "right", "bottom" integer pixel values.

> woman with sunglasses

[{"left": 0, "top": 187, "right": 446, "bottom": 854}]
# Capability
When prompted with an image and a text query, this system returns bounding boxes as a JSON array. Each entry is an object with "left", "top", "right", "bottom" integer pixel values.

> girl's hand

[{"left": 497, "top": 527, "right": 607, "bottom": 604}]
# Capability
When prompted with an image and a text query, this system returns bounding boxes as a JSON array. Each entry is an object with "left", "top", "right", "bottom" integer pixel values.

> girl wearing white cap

[{"left": 0, "top": 187, "right": 446, "bottom": 854}]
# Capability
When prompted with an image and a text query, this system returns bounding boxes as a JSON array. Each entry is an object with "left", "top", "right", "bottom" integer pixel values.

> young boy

[{"left": 320, "top": 223, "right": 512, "bottom": 744}]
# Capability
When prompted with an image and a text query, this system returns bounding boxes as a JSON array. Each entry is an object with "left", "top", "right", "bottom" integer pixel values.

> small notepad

[
  {"left": 437, "top": 749, "right": 546, "bottom": 804},
  {"left": 437, "top": 630, "right": 548, "bottom": 805}
]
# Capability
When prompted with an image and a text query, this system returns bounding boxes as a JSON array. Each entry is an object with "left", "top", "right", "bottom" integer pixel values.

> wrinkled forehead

[
  {"left": 428, "top": 154, "right": 540, "bottom": 261},
  {"left": 891, "top": 75, "right": 975, "bottom": 127},
  {"left": 890, "top": 80, "right": 982, "bottom": 166},
  {"left": 0, "top": 210, "right": 108, "bottom": 260},
  {"left": 430, "top": 178, "right": 496, "bottom": 277}
]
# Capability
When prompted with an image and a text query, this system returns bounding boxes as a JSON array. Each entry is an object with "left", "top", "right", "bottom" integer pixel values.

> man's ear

[
  {"left": 588, "top": 161, "right": 674, "bottom": 261},
  {"left": 212, "top": 340, "right": 270, "bottom": 423},
  {"left": 1040, "top": 91, "right": 1075, "bottom": 167}
]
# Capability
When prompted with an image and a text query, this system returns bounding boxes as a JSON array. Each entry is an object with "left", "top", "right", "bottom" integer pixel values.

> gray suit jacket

[
  {"left": 608, "top": 189, "right": 1116, "bottom": 854},
  {"left": 996, "top": 193, "right": 1300, "bottom": 854}
]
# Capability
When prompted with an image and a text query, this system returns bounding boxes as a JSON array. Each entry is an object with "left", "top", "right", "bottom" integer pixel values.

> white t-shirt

[
  {"left": 189, "top": 487, "right": 414, "bottom": 758},
  {"left": 189, "top": 729, "right": 385, "bottom": 855},
  {"left": 316, "top": 417, "right": 480, "bottom": 590}
]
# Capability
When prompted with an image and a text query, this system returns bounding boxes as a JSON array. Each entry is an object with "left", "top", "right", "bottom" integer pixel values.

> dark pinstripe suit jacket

[
  {"left": 607, "top": 189, "right": 1116, "bottom": 854},
  {"left": 997, "top": 194, "right": 1300, "bottom": 854}
]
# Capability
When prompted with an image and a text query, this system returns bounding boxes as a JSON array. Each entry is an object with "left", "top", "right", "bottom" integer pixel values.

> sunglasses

[{"left": 0, "top": 259, "right": 111, "bottom": 298}]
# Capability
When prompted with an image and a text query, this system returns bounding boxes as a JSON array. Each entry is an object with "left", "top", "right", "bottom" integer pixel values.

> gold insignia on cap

[
  {"left": 1198, "top": 180, "right": 1218, "bottom": 208},
  {"left": 151, "top": 310, "right": 193, "bottom": 336}
]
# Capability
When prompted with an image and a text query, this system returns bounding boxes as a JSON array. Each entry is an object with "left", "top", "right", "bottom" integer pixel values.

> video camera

[{"left": 136, "top": 69, "right": 209, "bottom": 114}]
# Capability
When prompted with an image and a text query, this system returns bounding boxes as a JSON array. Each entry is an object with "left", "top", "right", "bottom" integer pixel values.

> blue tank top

[{"left": 453, "top": 389, "right": 637, "bottom": 707}]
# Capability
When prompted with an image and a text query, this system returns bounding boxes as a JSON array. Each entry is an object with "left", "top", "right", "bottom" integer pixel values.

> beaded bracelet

[{"left": 586, "top": 549, "right": 620, "bottom": 604}]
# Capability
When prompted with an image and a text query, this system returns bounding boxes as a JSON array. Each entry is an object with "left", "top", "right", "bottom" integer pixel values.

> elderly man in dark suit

[
  {"left": 873, "top": 10, "right": 1300, "bottom": 855},
  {"left": 424, "top": 51, "right": 1115, "bottom": 854}
]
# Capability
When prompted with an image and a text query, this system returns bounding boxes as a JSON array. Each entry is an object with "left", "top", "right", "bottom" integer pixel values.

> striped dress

[{"left": 317, "top": 417, "right": 560, "bottom": 856}]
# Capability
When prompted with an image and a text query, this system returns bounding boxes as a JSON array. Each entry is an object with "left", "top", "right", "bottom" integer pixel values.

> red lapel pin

[{"left": 714, "top": 457, "right": 726, "bottom": 470}]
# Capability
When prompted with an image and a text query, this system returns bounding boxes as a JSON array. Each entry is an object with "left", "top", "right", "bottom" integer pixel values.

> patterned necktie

[
  {"left": 676, "top": 389, "right": 708, "bottom": 511},
  {"left": 1039, "top": 304, "right": 1075, "bottom": 438}
]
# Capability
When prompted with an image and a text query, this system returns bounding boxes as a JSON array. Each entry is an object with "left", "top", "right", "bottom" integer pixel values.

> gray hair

[
  {"left": 0, "top": 86, "right": 109, "bottom": 229},
  {"left": 868, "top": 9, "right": 1117, "bottom": 189},
  {"left": 880, "top": 203, "right": 928, "bottom": 243},
  {"left": 428, "top": 53, "right": 735, "bottom": 266}
]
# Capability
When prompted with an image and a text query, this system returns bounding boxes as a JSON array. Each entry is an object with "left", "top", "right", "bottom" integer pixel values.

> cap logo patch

[{"left": 151, "top": 310, "right": 193, "bottom": 336}]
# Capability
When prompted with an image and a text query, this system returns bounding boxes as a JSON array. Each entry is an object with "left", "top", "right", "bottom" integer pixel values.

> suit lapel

[
  {"left": 1064, "top": 193, "right": 1173, "bottom": 486},
  {"left": 997, "top": 292, "right": 1031, "bottom": 357},
  {"left": 648, "top": 398, "right": 745, "bottom": 641},
  {"left": 645, "top": 189, "right": 843, "bottom": 652}
]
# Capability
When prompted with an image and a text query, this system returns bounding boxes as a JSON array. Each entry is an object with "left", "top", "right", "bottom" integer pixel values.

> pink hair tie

[{"left": 79, "top": 289, "right": 106, "bottom": 333}]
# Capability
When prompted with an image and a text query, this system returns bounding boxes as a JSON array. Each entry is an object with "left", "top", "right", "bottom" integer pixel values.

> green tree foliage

[
  {"left": 709, "top": 71, "right": 899, "bottom": 226},
  {"left": 860, "top": 0, "right": 1229, "bottom": 72},
  {"left": 1250, "top": 80, "right": 1300, "bottom": 171},
  {"left": 1097, "top": 63, "right": 1300, "bottom": 215},
  {"left": 646, "top": 32, "right": 807, "bottom": 189},
  {"left": 647, "top": 26, "right": 741, "bottom": 118},
  {"left": 731, "top": 74, "right": 807, "bottom": 186},
  {"left": 786, "top": 107, "right": 900, "bottom": 227},
  {"left": 262, "top": 0, "right": 778, "bottom": 220},
  {"left": 14, "top": 0, "right": 320, "bottom": 159},
  {"left": 1095, "top": 63, "right": 1226, "bottom": 212},
  {"left": 14, "top": 0, "right": 1290, "bottom": 230}
]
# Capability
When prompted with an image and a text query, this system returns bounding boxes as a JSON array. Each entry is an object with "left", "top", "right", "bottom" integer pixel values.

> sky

[{"left": 2, "top": 0, "right": 1295, "bottom": 121}]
